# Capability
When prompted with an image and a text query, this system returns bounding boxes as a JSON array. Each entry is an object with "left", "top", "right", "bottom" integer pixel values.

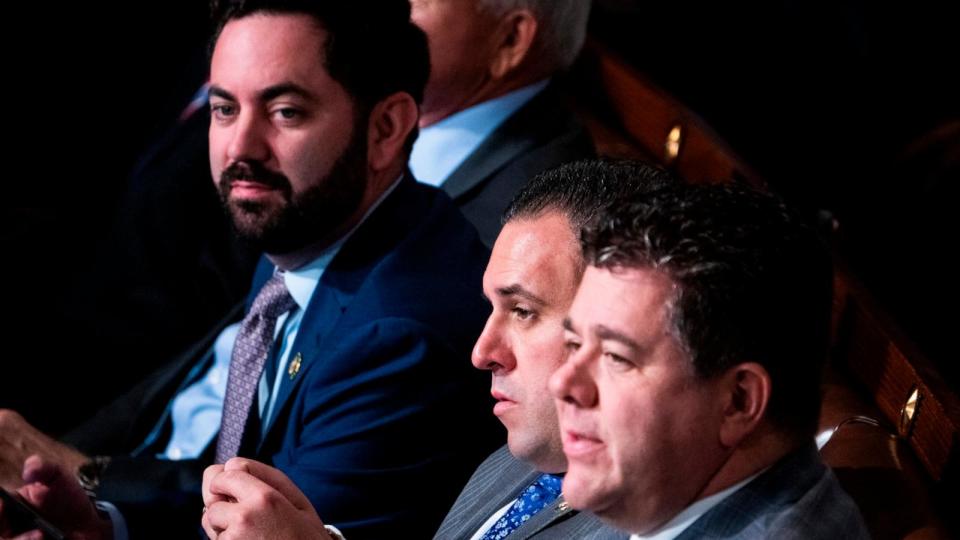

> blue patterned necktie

[
  {"left": 480, "top": 473, "right": 563, "bottom": 540},
  {"left": 215, "top": 272, "right": 296, "bottom": 464}
]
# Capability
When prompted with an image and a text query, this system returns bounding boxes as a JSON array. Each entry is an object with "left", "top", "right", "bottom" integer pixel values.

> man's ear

[
  {"left": 717, "top": 362, "right": 771, "bottom": 448},
  {"left": 489, "top": 9, "right": 538, "bottom": 80},
  {"left": 366, "top": 92, "right": 419, "bottom": 172}
]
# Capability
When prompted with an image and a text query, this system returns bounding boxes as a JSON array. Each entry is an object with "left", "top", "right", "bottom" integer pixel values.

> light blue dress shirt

[
  {"left": 162, "top": 244, "right": 341, "bottom": 460},
  {"left": 160, "top": 177, "right": 402, "bottom": 460},
  {"left": 409, "top": 79, "right": 549, "bottom": 187}
]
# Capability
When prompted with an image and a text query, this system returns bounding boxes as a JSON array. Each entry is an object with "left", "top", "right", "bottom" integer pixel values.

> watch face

[
  {"left": 77, "top": 457, "right": 108, "bottom": 492},
  {"left": 77, "top": 465, "right": 97, "bottom": 490}
]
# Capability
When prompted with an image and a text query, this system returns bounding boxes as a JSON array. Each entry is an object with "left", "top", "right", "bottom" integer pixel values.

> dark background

[
  {"left": 589, "top": 0, "right": 958, "bottom": 388},
  {"left": 3, "top": 3, "right": 216, "bottom": 432},
  {"left": 2, "top": 1, "right": 957, "bottom": 433}
]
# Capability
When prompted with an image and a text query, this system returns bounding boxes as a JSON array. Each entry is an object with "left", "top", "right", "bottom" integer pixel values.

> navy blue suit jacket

[{"left": 66, "top": 177, "right": 501, "bottom": 538}]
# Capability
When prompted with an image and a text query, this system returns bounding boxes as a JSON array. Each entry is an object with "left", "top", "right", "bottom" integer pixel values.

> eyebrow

[
  {"left": 495, "top": 284, "right": 547, "bottom": 306},
  {"left": 594, "top": 325, "right": 642, "bottom": 351},
  {"left": 208, "top": 83, "right": 316, "bottom": 103},
  {"left": 208, "top": 86, "right": 235, "bottom": 102}
]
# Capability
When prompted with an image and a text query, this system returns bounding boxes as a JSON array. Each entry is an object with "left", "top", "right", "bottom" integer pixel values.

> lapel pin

[
  {"left": 556, "top": 500, "right": 570, "bottom": 513},
  {"left": 288, "top": 353, "right": 303, "bottom": 380}
]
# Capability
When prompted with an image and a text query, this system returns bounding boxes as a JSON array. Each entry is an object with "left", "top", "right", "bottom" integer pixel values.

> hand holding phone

[{"left": 0, "top": 487, "right": 66, "bottom": 540}]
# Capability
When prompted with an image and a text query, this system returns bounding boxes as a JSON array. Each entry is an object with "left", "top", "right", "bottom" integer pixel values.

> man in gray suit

[
  {"left": 552, "top": 183, "right": 871, "bottom": 539},
  {"left": 200, "top": 161, "right": 672, "bottom": 539},
  {"left": 408, "top": 0, "right": 595, "bottom": 246}
]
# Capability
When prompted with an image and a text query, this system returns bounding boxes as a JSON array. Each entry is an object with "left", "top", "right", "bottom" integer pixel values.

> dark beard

[{"left": 218, "top": 124, "right": 368, "bottom": 255}]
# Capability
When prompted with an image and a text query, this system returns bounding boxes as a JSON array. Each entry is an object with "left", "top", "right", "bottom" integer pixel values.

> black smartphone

[{"left": 0, "top": 487, "right": 66, "bottom": 540}]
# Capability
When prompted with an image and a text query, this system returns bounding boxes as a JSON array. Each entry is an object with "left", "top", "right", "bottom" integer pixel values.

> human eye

[
  {"left": 563, "top": 332, "right": 581, "bottom": 354},
  {"left": 511, "top": 305, "right": 536, "bottom": 322},
  {"left": 210, "top": 102, "right": 237, "bottom": 122},
  {"left": 271, "top": 105, "right": 306, "bottom": 124},
  {"left": 603, "top": 349, "right": 635, "bottom": 371}
]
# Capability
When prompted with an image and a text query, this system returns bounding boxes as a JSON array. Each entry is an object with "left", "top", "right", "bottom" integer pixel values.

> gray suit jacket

[
  {"left": 434, "top": 445, "right": 627, "bottom": 540},
  {"left": 441, "top": 86, "right": 595, "bottom": 247},
  {"left": 676, "top": 443, "right": 871, "bottom": 539}
]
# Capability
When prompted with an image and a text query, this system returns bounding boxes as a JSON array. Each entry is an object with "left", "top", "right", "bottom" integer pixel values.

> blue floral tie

[{"left": 480, "top": 474, "right": 563, "bottom": 540}]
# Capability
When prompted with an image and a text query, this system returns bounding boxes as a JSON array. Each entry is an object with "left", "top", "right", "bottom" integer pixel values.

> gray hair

[{"left": 480, "top": 0, "right": 591, "bottom": 71}]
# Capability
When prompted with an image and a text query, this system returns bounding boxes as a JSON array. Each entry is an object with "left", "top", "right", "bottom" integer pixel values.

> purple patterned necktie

[{"left": 215, "top": 272, "right": 296, "bottom": 464}]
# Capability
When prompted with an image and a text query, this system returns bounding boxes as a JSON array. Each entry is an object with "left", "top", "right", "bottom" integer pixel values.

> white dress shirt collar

[
  {"left": 630, "top": 468, "right": 767, "bottom": 540},
  {"left": 409, "top": 79, "right": 550, "bottom": 187}
]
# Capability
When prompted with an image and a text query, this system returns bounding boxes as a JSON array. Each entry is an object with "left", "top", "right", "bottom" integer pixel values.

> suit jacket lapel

[
  {"left": 442, "top": 133, "right": 537, "bottom": 200},
  {"left": 466, "top": 470, "right": 542, "bottom": 538},
  {"left": 256, "top": 176, "right": 424, "bottom": 446},
  {"left": 449, "top": 474, "right": 577, "bottom": 540},
  {"left": 433, "top": 447, "right": 532, "bottom": 538},
  {"left": 255, "top": 283, "right": 345, "bottom": 442},
  {"left": 441, "top": 87, "right": 564, "bottom": 201},
  {"left": 512, "top": 495, "right": 576, "bottom": 540},
  {"left": 675, "top": 444, "right": 823, "bottom": 539}
]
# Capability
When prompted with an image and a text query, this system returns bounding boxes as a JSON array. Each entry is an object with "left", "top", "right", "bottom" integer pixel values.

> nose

[
  {"left": 225, "top": 111, "right": 270, "bottom": 163},
  {"left": 471, "top": 315, "right": 517, "bottom": 373},
  {"left": 548, "top": 348, "right": 597, "bottom": 408}
]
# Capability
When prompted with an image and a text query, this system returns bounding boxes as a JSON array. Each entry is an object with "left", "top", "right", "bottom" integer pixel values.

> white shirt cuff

[
  {"left": 94, "top": 501, "right": 129, "bottom": 540},
  {"left": 324, "top": 524, "right": 346, "bottom": 540}
]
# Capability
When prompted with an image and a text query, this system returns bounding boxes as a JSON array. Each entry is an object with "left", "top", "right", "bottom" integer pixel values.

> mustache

[{"left": 220, "top": 161, "right": 291, "bottom": 191}]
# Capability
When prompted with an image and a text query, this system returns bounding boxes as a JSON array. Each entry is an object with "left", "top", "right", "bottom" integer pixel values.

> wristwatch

[{"left": 76, "top": 456, "right": 112, "bottom": 494}]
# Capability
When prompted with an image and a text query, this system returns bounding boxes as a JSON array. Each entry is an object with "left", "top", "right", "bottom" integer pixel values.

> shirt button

[{"left": 169, "top": 447, "right": 182, "bottom": 460}]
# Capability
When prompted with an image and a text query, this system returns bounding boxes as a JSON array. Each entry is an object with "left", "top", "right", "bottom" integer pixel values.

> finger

[
  {"left": 19, "top": 456, "right": 57, "bottom": 487},
  {"left": 18, "top": 456, "right": 65, "bottom": 512},
  {"left": 203, "top": 500, "right": 242, "bottom": 536},
  {"left": 11, "top": 530, "right": 44, "bottom": 540},
  {"left": 16, "top": 483, "right": 50, "bottom": 509},
  {"left": 221, "top": 457, "right": 251, "bottom": 472},
  {"left": 222, "top": 459, "right": 314, "bottom": 513},
  {"left": 208, "top": 469, "right": 271, "bottom": 503},
  {"left": 200, "top": 506, "right": 221, "bottom": 540},
  {"left": 202, "top": 465, "right": 226, "bottom": 506}
]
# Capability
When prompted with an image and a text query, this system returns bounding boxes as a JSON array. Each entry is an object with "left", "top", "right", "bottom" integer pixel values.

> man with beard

[
  {"left": 27, "top": 0, "right": 595, "bottom": 438},
  {"left": 0, "top": 1, "right": 497, "bottom": 539},
  {"left": 192, "top": 160, "right": 671, "bottom": 540}
]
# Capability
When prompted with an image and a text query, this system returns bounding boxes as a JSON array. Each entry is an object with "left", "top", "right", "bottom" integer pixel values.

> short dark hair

[
  {"left": 582, "top": 183, "right": 833, "bottom": 439},
  {"left": 503, "top": 159, "right": 676, "bottom": 234},
  {"left": 209, "top": 0, "right": 429, "bottom": 153}
]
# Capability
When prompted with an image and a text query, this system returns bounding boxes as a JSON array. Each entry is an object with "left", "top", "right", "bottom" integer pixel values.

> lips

[
  {"left": 220, "top": 161, "right": 291, "bottom": 198},
  {"left": 491, "top": 390, "right": 517, "bottom": 416},
  {"left": 561, "top": 429, "right": 605, "bottom": 458},
  {"left": 229, "top": 180, "right": 278, "bottom": 198}
]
